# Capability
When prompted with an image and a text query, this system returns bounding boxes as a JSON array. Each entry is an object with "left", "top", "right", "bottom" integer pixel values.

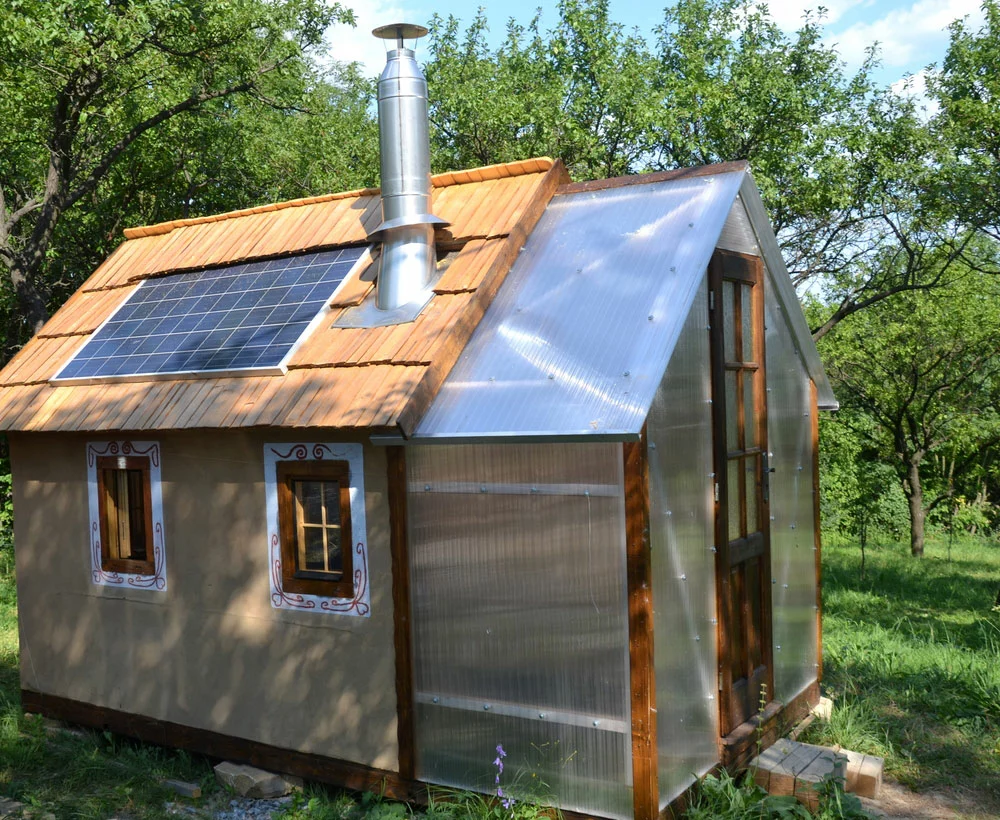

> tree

[
  {"left": 928, "top": 0, "right": 1000, "bottom": 243},
  {"left": 424, "top": 0, "right": 971, "bottom": 339},
  {"left": 820, "top": 265, "right": 1000, "bottom": 556},
  {"left": 0, "top": 0, "right": 357, "bottom": 341}
]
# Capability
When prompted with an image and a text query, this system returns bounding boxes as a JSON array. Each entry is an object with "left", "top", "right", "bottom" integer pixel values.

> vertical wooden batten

[
  {"left": 624, "top": 429, "right": 658, "bottom": 820},
  {"left": 810, "top": 381, "right": 823, "bottom": 683},
  {"left": 387, "top": 446, "right": 415, "bottom": 781}
]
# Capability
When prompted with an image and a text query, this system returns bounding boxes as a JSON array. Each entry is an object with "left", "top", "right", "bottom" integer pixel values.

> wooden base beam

[{"left": 21, "top": 690, "right": 421, "bottom": 802}]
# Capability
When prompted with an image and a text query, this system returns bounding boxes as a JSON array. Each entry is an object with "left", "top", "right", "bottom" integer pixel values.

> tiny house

[{"left": 0, "top": 26, "right": 835, "bottom": 820}]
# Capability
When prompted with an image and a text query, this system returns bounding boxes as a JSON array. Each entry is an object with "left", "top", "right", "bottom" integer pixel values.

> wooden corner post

[
  {"left": 809, "top": 381, "right": 823, "bottom": 683},
  {"left": 624, "top": 429, "right": 658, "bottom": 820},
  {"left": 387, "top": 446, "right": 415, "bottom": 781}
]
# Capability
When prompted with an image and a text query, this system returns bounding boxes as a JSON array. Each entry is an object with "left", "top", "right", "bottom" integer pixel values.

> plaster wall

[{"left": 10, "top": 430, "right": 398, "bottom": 771}]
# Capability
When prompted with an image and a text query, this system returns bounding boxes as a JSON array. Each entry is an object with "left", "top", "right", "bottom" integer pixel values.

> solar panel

[{"left": 54, "top": 246, "right": 367, "bottom": 382}]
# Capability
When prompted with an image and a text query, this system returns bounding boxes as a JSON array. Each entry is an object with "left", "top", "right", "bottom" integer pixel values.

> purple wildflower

[{"left": 493, "top": 744, "right": 515, "bottom": 812}]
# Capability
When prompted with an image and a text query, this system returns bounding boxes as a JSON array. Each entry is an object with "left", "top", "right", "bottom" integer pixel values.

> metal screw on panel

[
  {"left": 776, "top": 645, "right": 782, "bottom": 651},
  {"left": 790, "top": 523, "right": 796, "bottom": 529},
  {"left": 648, "top": 314, "right": 654, "bottom": 321},
  {"left": 710, "top": 546, "right": 717, "bottom": 553},
  {"left": 480, "top": 485, "right": 488, "bottom": 493},
  {"left": 666, "top": 510, "right": 672, "bottom": 516},
  {"left": 688, "top": 222, "right": 694, "bottom": 228},
  {"left": 489, "top": 376, "right": 495, "bottom": 382},
  {"left": 670, "top": 266, "right": 676, "bottom": 272},
  {"left": 772, "top": 578, "right": 777, "bottom": 584},
  {"left": 593, "top": 720, "right": 601, "bottom": 727},
  {"left": 539, "top": 713, "right": 546, "bottom": 719},
  {"left": 694, "top": 635, "right": 700, "bottom": 642},
  {"left": 432, "top": 697, "right": 439, "bottom": 703},
  {"left": 680, "top": 574, "right": 687, "bottom": 581},
  {"left": 649, "top": 442, "right": 656, "bottom": 450},
  {"left": 424, "top": 484, "right": 431, "bottom": 491},
  {"left": 484, "top": 704, "right": 491, "bottom": 711},
  {"left": 548, "top": 373, "right": 555, "bottom": 380},
  {"left": 623, "top": 370, "right": 630, "bottom": 377},
  {"left": 711, "top": 618, "right": 718, "bottom": 625},
  {"left": 584, "top": 490, "right": 591, "bottom": 497},
  {"left": 530, "top": 487, "right": 539, "bottom": 494},
  {"left": 783, "top": 584, "right": 789, "bottom": 589}
]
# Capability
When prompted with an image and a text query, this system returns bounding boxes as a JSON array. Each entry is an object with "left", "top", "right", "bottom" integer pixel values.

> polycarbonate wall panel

[
  {"left": 414, "top": 171, "right": 746, "bottom": 439},
  {"left": 647, "top": 278, "right": 720, "bottom": 807},
  {"left": 407, "top": 444, "right": 633, "bottom": 819},
  {"left": 764, "top": 268, "right": 819, "bottom": 702}
]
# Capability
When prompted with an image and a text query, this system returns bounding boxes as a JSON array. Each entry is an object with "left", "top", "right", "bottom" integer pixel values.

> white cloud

[
  {"left": 325, "top": 1, "right": 411, "bottom": 79},
  {"left": 753, "top": 0, "right": 868, "bottom": 30},
  {"left": 891, "top": 67, "right": 941, "bottom": 117},
  {"left": 828, "top": 0, "right": 984, "bottom": 71}
]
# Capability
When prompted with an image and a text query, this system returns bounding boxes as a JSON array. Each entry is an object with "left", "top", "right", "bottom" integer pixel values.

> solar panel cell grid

[{"left": 54, "top": 246, "right": 366, "bottom": 382}]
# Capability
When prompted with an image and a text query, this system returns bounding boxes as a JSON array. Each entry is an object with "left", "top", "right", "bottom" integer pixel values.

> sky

[{"left": 325, "top": 0, "right": 987, "bottom": 100}]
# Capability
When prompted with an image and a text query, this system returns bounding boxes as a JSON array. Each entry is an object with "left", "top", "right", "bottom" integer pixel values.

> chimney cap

[{"left": 372, "top": 23, "right": 429, "bottom": 42}]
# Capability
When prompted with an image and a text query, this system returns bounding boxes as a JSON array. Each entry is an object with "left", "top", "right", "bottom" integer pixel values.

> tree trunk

[
  {"left": 907, "top": 459, "right": 925, "bottom": 557},
  {"left": 9, "top": 260, "right": 50, "bottom": 335}
]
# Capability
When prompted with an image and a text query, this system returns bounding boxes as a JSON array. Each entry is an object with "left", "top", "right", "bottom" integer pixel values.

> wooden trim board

[
  {"left": 810, "top": 380, "right": 823, "bottom": 683},
  {"left": 624, "top": 430, "right": 658, "bottom": 820},
  {"left": 21, "top": 689, "right": 420, "bottom": 802},
  {"left": 386, "top": 446, "right": 415, "bottom": 780}
]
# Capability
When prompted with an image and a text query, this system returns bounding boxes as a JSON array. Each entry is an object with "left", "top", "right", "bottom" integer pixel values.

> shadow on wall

[{"left": 12, "top": 430, "right": 399, "bottom": 770}]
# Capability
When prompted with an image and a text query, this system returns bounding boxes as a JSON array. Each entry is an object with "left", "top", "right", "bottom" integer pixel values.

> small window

[
  {"left": 96, "top": 456, "right": 154, "bottom": 575},
  {"left": 276, "top": 461, "right": 354, "bottom": 598}
]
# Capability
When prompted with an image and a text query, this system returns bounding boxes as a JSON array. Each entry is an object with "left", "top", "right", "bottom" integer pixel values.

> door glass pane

[
  {"left": 743, "top": 372, "right": 756, "bottom": 449},
  {"left": 741, "top": 283, "right": 754, "bottom": 363},
  {"left": 722, "top": 280, "right": 735, "bottom": 362},
  {"left": 728, "top": 459, "right": 741, "bottom": 541},
  {"left": 746, "top": 456, "right": 758, "bottom": 534},
  {"left": 726, "top": 370, "right": 738, "bottom": 451}
]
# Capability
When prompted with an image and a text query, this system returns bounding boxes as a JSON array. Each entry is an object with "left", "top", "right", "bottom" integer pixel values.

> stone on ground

[
  {"left": 0, "top": 798, "right": 24, "bottom": 818},
  {"left": 213, "top": 762, "right": 302, "bottom": 799}
]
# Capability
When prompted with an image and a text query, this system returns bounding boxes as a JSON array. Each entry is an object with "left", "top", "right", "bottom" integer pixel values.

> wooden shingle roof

[{"left": 0, "top": 158, "right": 568, "bottom": 434}]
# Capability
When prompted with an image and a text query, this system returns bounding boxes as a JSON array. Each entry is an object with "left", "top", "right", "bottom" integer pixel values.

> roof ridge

[{"left": 122, "top": 157, "right": 555, "bottom": 240}]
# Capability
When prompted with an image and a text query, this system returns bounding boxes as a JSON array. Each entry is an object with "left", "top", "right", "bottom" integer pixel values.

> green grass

[
  {"left": 0, "top": 534, "right": 998, "bottom": 817},
  {"left": 801, "top": 533, "right": 1000, "bottom": 814}
]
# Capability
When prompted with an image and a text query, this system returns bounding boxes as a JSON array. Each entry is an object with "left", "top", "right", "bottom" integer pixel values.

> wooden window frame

[
  {"left": 96, "top": 455, "right": 155, "bottom": 576},
  {"left": 276, "top": 460, "right": 354, "bottom": 599}
]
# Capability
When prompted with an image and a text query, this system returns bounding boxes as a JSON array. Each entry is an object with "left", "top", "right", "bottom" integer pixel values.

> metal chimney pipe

[{"left": 370, "top": 23, "right": 448, "bottom": 311}]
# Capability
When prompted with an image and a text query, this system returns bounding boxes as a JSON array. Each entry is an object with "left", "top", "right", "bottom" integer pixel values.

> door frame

[{"left": 708, "top": 249, "right": 775, "bottom": 737}]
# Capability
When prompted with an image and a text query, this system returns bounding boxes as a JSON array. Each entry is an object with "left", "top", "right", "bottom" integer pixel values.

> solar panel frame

[{"left": 52, "top": 246, "right": 370, "bottom": 385}]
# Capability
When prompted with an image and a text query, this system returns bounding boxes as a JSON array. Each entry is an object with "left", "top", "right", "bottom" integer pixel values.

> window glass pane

[
  {"left": 741, "top": 283, "right": 754, "bottom": 362},
  {"left": 303, "top": 526, "right": 326, "bottom": 571},
  {"left": 728, "top": 459, "right": 741, "bottom": 541},
  {"left": 725, "top": 370, "right": 738, "bottom": 451},
  {"left": 746, "top": 456, "right": 758, "bottom": 535},
  {"left": 102, "top": 468, "right": 147, "bottom": 562},
  {"left": 295, "top": 480, "right": 323, "bottom": 524},
  {"left": 126, "top": 469, "right": 146, "bottom": 560},
  {"left": 323, "top": 483, "right": 342, "bottom": 527},
  {"left": 325, "top": 527, "right": 343, "bottom": 572},
  {"left": 743, "top": 372, "right": 756, "bottom": 449}
]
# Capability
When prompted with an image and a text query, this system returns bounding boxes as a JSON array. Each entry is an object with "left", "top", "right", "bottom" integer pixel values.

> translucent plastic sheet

[
  {"left": 646, "top": 278, "right": 721, "bottom": 806},
  {"left": 764, "top": 271, "right": 819, "bottom": 702},
  {"left": 414, "top": 172, "right": 746, "bottom": 439},
  {"left": 407, "top": 444, "right": 633, "bottom": 819}
]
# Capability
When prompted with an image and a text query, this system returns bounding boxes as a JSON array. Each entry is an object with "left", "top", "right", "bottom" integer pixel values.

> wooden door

[{"left": 709, "top": 249, "right": 774, "bottom": 734}]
